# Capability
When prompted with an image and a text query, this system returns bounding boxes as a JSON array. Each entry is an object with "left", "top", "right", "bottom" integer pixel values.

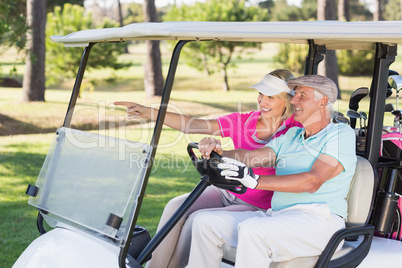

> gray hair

[{"left": 313, "top": 90, "right": 334, "bottom": 116}]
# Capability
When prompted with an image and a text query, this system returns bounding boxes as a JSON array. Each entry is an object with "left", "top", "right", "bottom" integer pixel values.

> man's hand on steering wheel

[
  {"left": 198, "top": 137, "right": 223, "bottom": 159},
  {"left": 218, "top": 157, "right": 260, "bottom": 189}
]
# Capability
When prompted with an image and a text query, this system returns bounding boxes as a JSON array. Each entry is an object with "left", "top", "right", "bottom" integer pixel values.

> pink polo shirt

[{"left": 216, "top": 111, "right": 302, "bottom": 209}]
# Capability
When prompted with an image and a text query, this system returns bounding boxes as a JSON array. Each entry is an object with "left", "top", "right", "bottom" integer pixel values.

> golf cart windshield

[{"left": 28, "top": 127, "right": 150, "bottom": 242}]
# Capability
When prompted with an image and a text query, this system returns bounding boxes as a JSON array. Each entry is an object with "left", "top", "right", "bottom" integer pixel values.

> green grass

[
  {"left": 2, "top": 41, "right": 402, "bottom": 267},
  {"left": 0, "top": 135, "right": 53, "bottom": 267}
]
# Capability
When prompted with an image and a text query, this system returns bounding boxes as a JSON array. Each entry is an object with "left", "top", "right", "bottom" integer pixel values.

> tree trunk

[
  {"left": 400, "top": 0, "right": 402, "bottom": 20},
  {"left": 317, "top": 0, "right": 326, "bottom": 20},
  {"left": 143, "top": 0, "right": 164, "bottom": 97},
  {"left": 22, "top": 0, "right": 46, "bottom": 102},
  {"left": 117, "top": 0, "right": 128, "bottom": 53},
  {"left": 338, "top": 0, "right": 350, "bottom": 21},
  {"left": 374, "top": 0, "right": 384, "bottom": 21},
  {"left": 338, "top": 0, "right": 349, "bottom": 99},
  {"left": 317, "top": 0, "right": 340, "bottom": 99},
  {"left": 221, "top": 67, "right": 229, "bottom": 91},
  {"left": 144, "top": 41, "right": 164, "bottom": 97},
  {"left": 317, "top": 0, "right": 336, "bottom": 23},
  {"left": 202, "top": 53, "right": 211, "bottom": 76},
  {"left": 219, "top": 45, "right": 232, "bottom": 91},
  {"left": 117, "top": 0, "right": 124, "bottom": 27}
]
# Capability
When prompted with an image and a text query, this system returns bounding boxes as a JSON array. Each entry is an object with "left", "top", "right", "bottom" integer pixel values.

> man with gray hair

[{"left": 186, "top": 75, "right": 357, "bottom": 267}]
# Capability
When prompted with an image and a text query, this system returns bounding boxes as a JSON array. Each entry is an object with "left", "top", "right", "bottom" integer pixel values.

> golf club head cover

[{"left": 218, "top": 157, "right": 260, "bottom": 189}]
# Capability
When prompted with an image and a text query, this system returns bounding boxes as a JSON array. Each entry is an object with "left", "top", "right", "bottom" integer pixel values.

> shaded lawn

[{"left": 0, "top": 140, "right": 50, "bottom": 268}]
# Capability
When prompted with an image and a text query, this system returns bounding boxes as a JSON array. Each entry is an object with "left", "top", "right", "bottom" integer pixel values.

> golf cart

[{"left": 13, "top": 21, "right": 402, "bottom": 268}]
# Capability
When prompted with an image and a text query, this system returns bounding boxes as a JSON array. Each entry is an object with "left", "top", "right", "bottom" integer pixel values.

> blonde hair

[
  {"left": 269, "top": 69, "right": 295, "bottom": 82},
  {"left": 269, "top": 69, "right": 295, "bottom": 119}
]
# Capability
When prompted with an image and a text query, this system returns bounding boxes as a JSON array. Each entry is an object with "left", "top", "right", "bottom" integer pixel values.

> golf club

[
  {"left": 385, "top": 103, "right": 395, "bottom": 112},
  {"left": 347, "top": 109, "right": 361, "bottom": 129},
  {"left": 348, "top": 87, "right": 369, "bottom": 128},
  {"left": 360, "top": 111, "right": 367, "bottom": 129},
  {"left": 388, "top": 75, "right": 402, "bottom": 110},
  {"left": 335, "top": 116, "right": 350, "bottom": 124}
]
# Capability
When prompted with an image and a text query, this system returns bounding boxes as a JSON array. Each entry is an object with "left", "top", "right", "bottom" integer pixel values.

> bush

[
  {"left": 274, "top": 44, "right": 375, "bottom": 77},
  {"left": 274, "top": 43, "right": 307, "bottom": 75},
  {"left": 337, "top": 50, "right": 374, "bottom": 76}
]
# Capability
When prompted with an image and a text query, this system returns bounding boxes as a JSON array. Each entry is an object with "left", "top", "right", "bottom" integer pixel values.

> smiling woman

[{"left": 252, "top": 73, "right": 295, "bottom": 141}]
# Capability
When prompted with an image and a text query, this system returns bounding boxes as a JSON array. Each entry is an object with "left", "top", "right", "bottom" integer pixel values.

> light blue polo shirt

[{"left": 267, "top": 122, "right": 357, "bottom": 219}]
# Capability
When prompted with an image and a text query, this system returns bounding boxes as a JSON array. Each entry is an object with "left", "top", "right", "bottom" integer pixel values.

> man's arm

[{"left": 256, "top": 154, "right": 344, "bottom": 193}]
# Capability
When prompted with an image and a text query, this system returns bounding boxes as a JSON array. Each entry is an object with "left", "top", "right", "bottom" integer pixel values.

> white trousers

[
  {"left": 186, "top": 203, "right": 345, "bottom": 268},
  {"left": 145, "top": 186, "right": 261, "bottom": 268}
]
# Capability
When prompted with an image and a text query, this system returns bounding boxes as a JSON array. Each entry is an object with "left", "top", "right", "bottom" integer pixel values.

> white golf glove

[{"left": 218, "top": 157, "right": 260, "bottom": 189}]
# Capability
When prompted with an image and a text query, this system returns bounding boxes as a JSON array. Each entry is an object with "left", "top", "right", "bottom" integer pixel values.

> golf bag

[
  {"left": 374, "top": 132, "right": 402, "bottom": 240},
  {"left": 380, "top": 132, "right": 402, "bottom": 196}
]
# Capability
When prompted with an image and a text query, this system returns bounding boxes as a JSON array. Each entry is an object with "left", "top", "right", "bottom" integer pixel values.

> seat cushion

[{"left": 346, "top": 156, "right": 374, "bottom": 226}]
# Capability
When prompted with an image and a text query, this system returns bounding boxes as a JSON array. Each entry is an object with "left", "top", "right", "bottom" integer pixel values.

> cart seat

[{"left": 222, "top": 155, "right": 375, "bottom": 268}]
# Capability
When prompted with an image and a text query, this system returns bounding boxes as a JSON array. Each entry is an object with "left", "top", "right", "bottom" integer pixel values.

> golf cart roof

[{"left": 51, "top": 20, "right": 402, "bottom": 50}]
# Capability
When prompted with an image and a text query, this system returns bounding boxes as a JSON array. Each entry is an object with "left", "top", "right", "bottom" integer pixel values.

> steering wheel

[{"left": 187, "top": 142, "right": 247, "bottom": 194}]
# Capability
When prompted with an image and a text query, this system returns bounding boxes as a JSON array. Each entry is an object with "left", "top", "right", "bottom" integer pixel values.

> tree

[
  {"left": 124, "top": 3, "right": 144, "bottom": 24},
  {"left": 270, "top": 0, "right": 315, "bottom": 77},
  {"left": 22, "top": 0, "right": 46, "bottom": 102},
  {"left": 300, "top": 0, "right": 318, "bottom": 19},
  {"left": 164, "top": 0, "right": 269, "bottom": 91},
  {"left": 47, "top": 0, "right": 84, "bottom": 11},
  {"left": 374, "top": 0, "right": 384, "bottom": 20},
  {"left": 117, "top": 0, "right": 124, "bottom": 28},
  {"left": 18, "top": 0, "right": 84, "bottom": 101},
  {"left": 0, "top": 0, "right": 27, "bottom": 85},
  {"left": 45, "top": 4, "right": 129, "bottom": 86},
  {"left": 274, "top": 43, "right": 308, "bottom": 75},
  {"left": 116, "top": 0, "right": 129, "bottom": 53},
  {"left": 273, "top": 0, "right": 372, "bottom": 78},
  {"left": 143, "top": 0, "right": 164, "bottom": 97},
  {"left": 384, "top": 0, "right": 401, "bottom": 19},
  {"left": 338, "top": 0, "right": 350, "bottom": 21},
  {"left": 348, "top": 0, "right": 372, "bottom": 20},
  {"left": 0, "top": 0, "right": 27, "bottom": 54},
  {"left": 269, "top": 0, "right": 316, "bottom": 21},
  {"left": 336, "top": 0, "right": 374, "bottom": 77},
  {"left": 317, "top": 0, "right": 340, "bottom": 98}
]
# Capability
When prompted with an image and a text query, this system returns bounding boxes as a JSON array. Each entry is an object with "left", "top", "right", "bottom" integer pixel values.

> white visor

[{"left": 250, "top": 74, "right": 295, "bottom": 96}]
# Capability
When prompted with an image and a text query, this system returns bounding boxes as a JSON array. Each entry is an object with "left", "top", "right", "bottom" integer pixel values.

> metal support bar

[
  {"left": 366, "top": 43, "right": 397, "bottom": 167},
  {"left": 118, "top": 40, "right": 190, "bottom": 268},
  {"left": 36, "top": 43, "right": 95, "bottom": 225},
  {"left": 137, "top": 175, "right": 211, "bottom": 265},
  {"left": 63, "top": 43, "right": 95, "bottom": 127},
  {"left": 304, "top": 40, "right": 326, "bottom": 75}
]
